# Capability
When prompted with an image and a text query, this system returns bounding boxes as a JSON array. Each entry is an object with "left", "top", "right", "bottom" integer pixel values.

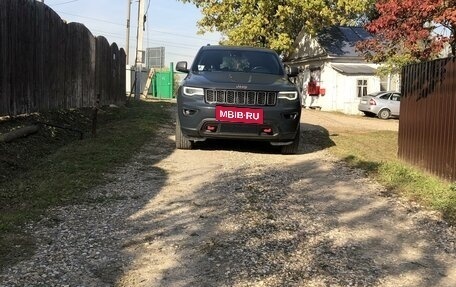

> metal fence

[
  {"left": 399, "top": 57, "right": 456, "bottom": 181},
  {"left": 0, "top": 0, "right": 126, "bottom": 117}
]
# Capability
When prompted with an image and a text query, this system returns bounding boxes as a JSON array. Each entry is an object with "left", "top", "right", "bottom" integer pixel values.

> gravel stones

[{"left": 1, "top": 111, "right": 455, "bottom": 287}]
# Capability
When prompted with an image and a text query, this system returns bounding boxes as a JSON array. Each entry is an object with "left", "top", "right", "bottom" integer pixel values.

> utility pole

[
  {"left": 134, "top": 0, "right": 145, "bottom": 100},
  {"left": 125, "top": 0, "right": 131, "bottom": 65}
]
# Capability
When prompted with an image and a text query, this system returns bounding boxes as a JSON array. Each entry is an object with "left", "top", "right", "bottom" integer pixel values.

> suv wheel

[
  {"left": 175, "top": 120, "right": 193, "bottom": 149},
  {"left": 281, "top": 126, "right": 300, "bottom": 154}
]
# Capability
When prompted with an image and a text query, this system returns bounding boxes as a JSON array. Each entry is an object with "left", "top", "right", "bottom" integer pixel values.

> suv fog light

[
  {"left": 284, "top": 112, "right": 298, "bottom": 120},
  {"left": 261, "top": 127, "right": 273, "bottom": 135},
  {"left": 206, "top": 125, "right": 217, "bottom": 132},
  {"left": 183, "top": 109, "right": 197, "bottom": 116}
]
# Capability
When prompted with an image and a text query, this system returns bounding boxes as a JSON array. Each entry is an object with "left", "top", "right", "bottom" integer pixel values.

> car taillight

[{"left": 369, "top": 99, "right": 377, "bottom": 105}]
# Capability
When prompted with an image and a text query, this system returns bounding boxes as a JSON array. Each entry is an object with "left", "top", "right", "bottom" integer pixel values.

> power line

[
  {"left": 50, "top": 0, "right": 80, "bottom": 6},
  {"left": 166, "top": 51, "right": 196, "bottom": 58},
  {"left": 154, "top": 29, "right": 216, "bottom": 42},
  {"left": 145, "top": 0, "right": 151, "bottom": 17},
  {"left": 151, "top": 29, "right": 220, "bottom": 41},
  {"left": 143, "top": 39, "right": 204, "bottom": 50},
  {"left": 92, "top": 29, "right": 216, "bottom": 49},
  {"left": 53, "top": 6, "right": 219, "bottom": 60},
  {"left": 89, "top": 28, "right": 216, "bottom": 49},
  {"left": 54, "top": 10, "right": 221, "bottom": 41},
  {"left": 55, "top": 10, "right": 125, "bottom": 27}
]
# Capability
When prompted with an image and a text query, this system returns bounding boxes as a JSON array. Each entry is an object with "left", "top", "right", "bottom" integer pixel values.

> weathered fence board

[
  {"left": 399, "top": 57, "right": 456, "bottom": 181},
  {"left": 95, "top": 36, "right": 111, "bottom": 106},
  {"left": 0, "top": 0, "right": 125, "bottom": 117},
  {"left": 0, "top": 0, "right": 11, "bottom": 116}
]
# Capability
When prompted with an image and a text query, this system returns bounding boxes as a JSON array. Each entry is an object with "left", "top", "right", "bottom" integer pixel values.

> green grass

[
  {"left": 0, "top": 100, "right": 172, "bottom": 268},
  {"left": 328, "top": 130, "right": 456, "bottom": 224},
  {"left": 1, "top": 100, "right": 172, "bottom": 229}
]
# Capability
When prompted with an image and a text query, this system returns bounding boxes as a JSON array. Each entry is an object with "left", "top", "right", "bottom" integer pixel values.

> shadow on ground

[
  {"left": 107, "top": 122, "right": 452, "bottom": 286},
  {"left": 192, "top": 123, "right": 336, "bottom": 155},
  {"left": 116, "top": 149, "right": 452, "bottom": 286}
]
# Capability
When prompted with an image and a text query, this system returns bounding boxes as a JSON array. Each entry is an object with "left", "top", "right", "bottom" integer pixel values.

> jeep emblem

[{"left": 236, "top": 85, "right": 248, "bottom": 89}]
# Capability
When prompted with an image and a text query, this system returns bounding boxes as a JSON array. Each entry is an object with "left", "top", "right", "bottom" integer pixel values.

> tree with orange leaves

[{"left": 357, "top": 0, "right": 456, "bottom": 73}]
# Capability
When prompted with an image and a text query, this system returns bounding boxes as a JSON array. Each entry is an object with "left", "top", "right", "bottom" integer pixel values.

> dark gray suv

[{"left": 175, "top": 45, "right": 301, "bottom": 154}]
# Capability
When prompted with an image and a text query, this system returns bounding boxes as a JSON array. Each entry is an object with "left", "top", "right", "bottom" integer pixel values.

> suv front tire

[{"left": 175, "top": 119, "right": 193, "bottom": 149}]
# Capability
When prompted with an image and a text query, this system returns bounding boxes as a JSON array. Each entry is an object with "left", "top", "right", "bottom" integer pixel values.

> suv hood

[{"left": 185, "top": 72, "right": 295, "bottom": 90}]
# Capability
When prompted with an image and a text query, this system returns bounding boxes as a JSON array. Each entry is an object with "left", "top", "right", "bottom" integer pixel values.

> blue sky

[{"left": 45, "top": 0, "right": 222, "bottom": 66}]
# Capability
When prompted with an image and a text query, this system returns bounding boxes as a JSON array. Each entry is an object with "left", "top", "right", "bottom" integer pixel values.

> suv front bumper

[{"left": 178, "top": 100, "right": 301, "bottom": 143}]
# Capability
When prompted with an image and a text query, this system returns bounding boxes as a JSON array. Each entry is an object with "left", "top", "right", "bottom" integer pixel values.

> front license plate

[
  {"left": 216, "top": 106, "right": 264, "bottom": 124},
  {"left": 361, "top": 100, "right": 367, "bottom": 104}
]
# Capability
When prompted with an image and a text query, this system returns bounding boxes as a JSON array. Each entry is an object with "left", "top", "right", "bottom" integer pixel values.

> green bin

[{"left": 148, "top": 63, "right": 174, "bottom": 99}]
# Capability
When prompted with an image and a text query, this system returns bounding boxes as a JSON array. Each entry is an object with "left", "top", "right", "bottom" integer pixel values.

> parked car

[
  {"left": 358, "top": 91, "right": 401, "bottom": 119},
  {"left": 175, "top": 45, "right": 302, "bottom": 154}
]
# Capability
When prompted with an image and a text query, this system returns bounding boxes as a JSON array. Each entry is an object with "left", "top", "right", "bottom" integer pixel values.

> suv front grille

[{"left": 205, "top": 89, "right": 277, "bottom": 106}]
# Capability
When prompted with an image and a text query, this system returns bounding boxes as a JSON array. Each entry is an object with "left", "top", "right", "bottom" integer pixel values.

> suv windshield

[{"left": 191, "top": 49, "right": 283, "bottom": 75}]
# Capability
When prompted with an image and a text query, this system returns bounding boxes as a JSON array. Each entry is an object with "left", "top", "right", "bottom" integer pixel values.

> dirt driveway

[
  {"left": 1, "top": 107, "right": 454, "bottom": 287},
  {"left": 301, "top": 108, "right": 399, "bottom": 133}
]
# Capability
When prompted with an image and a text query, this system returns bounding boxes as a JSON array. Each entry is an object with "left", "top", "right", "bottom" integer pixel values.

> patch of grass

[
  {"left": 329, "top": 130, "right": 456, "bottom": 224},
  {"left": 0, "top": 232, "right": 35, "bottom": 267},
  {"left": 0, "top": 100, "right": 172, "bottom": 268}
]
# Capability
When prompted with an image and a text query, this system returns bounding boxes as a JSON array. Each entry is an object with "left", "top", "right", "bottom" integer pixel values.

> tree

[
  {"left": 179, "top": 0, "right": 375, "bottom": 55},
  {"left": 435, "top": 0, "right": 456, "bottom": 54},
  {"left": 357, "top": 0, "right": 456, "bottom": 73}
]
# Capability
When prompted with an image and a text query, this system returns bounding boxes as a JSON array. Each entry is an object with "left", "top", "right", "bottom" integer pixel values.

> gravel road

[{"left": 1, "top": 107, "right": 455, "bottom": 287}]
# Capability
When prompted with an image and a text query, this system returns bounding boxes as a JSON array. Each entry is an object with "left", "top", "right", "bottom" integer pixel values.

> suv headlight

[
  {"left": 278, "top": 91, "right": 298, "bottom": 100},
  {"left": 183, "top": 86, "right": 204, "bottom": 96}
]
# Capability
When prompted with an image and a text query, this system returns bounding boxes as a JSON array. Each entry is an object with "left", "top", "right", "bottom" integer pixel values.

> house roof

[
  {"left": 331, "top": 64, "right": 377, "bottom": 75},
  {"left": 317, "top": 26, "right": 372, "bottom": 57}
]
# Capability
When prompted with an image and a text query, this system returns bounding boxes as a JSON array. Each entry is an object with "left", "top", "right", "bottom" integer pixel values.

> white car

[{"left": 358, "top": 91, "right": 401, "bottom": 119}]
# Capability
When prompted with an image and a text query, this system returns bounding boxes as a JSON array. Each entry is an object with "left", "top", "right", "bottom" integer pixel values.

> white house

[{"left": 285, "top": 26, "right": 400, "bottom": 115}]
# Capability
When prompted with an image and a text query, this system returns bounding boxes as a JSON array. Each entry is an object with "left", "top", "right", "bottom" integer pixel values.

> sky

[{"left": 44, "top": 0, "right": 222, "bottom": 67}]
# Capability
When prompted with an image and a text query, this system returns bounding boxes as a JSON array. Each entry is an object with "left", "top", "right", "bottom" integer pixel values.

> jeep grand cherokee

[{"left": 175, "top": 45, "right": 301, "bottom": 154}]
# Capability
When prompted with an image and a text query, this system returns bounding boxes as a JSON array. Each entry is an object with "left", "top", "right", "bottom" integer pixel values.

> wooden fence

[
  {"left": 399, "top": 57, "right": 456, "bottom": 181},
  {"left": 0, "top": 0, "right": 126, "bottom": 116}
]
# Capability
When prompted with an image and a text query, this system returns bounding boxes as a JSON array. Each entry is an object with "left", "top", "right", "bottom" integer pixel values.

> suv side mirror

[
  {"left": 176, "top": 61, "right": 189, "bottom": 73},
  {"left": 287, "top": 66, "right": 299, "bottom": 77}
]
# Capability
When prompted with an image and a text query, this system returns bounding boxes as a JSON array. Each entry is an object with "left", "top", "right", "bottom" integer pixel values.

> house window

[
  {"left": 357, "top": 79, "right": 368, "bottom": 97},
  {"left": 380, "top": 75, "right": 388, "bottom": 91}
]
